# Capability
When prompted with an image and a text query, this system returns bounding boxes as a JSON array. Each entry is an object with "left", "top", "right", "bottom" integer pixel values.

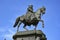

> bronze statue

[{"left": 13, "top": 5, "right": 46, "bottom": 32}]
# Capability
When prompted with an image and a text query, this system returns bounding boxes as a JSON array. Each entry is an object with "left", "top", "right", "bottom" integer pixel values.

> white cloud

[
  {"left": 4, "top": 34, "right": 13, "bottom": 40},
  {"left": 4, "top": 29, "right": 16, "bottom": 40},
  {"left": 8, "top": 29, "right": 15, "bottom": 34}
]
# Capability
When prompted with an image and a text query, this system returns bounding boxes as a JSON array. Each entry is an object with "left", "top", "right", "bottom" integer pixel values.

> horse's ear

[{"left": 42, "top": 6, "right": 46, "bottom": 11}]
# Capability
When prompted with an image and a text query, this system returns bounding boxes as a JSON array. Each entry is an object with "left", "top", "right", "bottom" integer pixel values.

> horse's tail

[{"left": 13, "top": 17, "right": 20, "bottom": 27}]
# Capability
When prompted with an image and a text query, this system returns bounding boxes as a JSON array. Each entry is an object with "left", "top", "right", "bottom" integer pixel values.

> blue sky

[{"left": 0, "top": 0, "right": 60, "bottom": 40}]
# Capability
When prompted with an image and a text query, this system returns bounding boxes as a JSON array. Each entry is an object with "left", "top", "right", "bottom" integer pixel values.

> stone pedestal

[{"left": 13, "top": 30, "right": 47, "bottom": 40}]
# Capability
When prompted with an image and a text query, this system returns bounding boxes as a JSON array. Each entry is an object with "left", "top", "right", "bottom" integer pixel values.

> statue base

[{"left": 13, "top": 30, "right": 47, "bottom": 40}]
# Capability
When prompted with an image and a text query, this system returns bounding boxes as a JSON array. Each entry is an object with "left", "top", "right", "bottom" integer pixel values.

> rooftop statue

[{"left": 13, "top": 5, "right": 46, "bottom": 32}]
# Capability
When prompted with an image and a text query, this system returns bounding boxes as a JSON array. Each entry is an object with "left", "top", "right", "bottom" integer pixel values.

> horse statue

[{"left": 13, "top": 6, "right": 46, "bottom": 32}]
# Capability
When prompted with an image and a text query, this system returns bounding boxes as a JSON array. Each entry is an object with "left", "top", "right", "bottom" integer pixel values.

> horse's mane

[{"left": 35, "top": 8, "right": 40, "bottom": 14}]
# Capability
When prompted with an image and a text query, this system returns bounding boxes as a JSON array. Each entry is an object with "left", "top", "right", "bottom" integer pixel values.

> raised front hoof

[
  {"left": 42, "top": 24, "right": 44, "bottom": 28},
  {"left": 42, "top": 25, "right": 44, "bottom": 28}
]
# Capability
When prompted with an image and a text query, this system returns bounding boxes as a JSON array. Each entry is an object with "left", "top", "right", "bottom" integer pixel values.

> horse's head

[
  {"left": 40, "top": 6, "right": 46, "bottom": 15},
  {"left": 35, "top": 6, "right": 46, "bottom": 20}
]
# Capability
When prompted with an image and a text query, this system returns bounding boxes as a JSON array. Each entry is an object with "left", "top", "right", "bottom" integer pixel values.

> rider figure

[
  {"left": 26, "top": 5, "right": 34, "bottom": 21},
  {"left": 27, "top": 5, "right": 33, "bottom": 13}
]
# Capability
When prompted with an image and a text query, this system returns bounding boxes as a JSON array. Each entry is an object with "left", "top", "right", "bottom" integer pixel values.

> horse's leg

[
  {"left": 13, "top": 17, "right": 20, "bottom": 27},
  {"left": 34, "top": 25, "right": 37, "bottom": 30},
  {"left": 40, "top": 20, "right": 44, "bottom": 28},
  {"left": 18, "top": 21, "right": 21, "bottom": 27},
  {"left": 23, "top": 24, "right": 28, "bottom": 31},
  {"left": 17, "top": 26, "right": 19, "bottom": 32},
  {"left": 17, "top": 21, "right": 21, "bottom": 32}
]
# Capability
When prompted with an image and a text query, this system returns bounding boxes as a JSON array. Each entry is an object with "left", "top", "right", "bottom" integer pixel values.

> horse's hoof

[
  {"left": 25, "top": 29, "right": 28, "bottom": 31},
  {"left": 34, "top": 28, "right": 36, "bottom": 30},
  {"left": 26, "top": 30, "right": 28, "bottom": 31}
]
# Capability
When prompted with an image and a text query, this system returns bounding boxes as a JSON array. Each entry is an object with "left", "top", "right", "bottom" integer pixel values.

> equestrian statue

[{"left": 13, "top": 5, "right": 46, "bottom": 32}]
